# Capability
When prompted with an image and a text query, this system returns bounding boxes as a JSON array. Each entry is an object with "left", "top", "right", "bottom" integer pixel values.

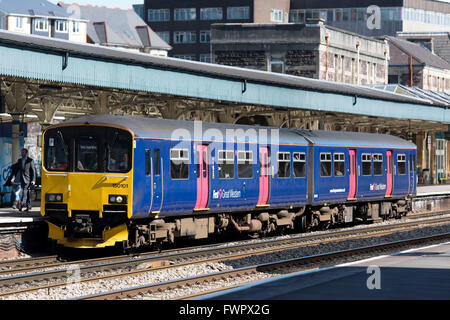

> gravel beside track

[{"left": 2, "top": 222, "right": 450, "bottom": 300}]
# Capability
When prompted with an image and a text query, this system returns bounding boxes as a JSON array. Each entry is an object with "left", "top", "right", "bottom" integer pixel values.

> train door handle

[
  {"left": 243, "top": 182, "right": 246, "bottom": 192},
  {"left": 153, "top": 182, "right": 156, "bottom": 189}
]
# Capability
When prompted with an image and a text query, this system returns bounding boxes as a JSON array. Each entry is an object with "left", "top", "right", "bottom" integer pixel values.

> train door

[
  {"left": 195, "top": 144, "right": 209, "bottom": 210},
  {"left": 385, "top": 150, "right": 393, "bottom": 197},
  {"left": 409, "top": 154, "right": 415, "bottom": 195},
  {"left": 257, "top": 147, "right": 270, "bottom": 207},
  {"left": 347, "top": 149, "right": 357, "bottom": 200},
  {"left": 151, "top": 149, "right": 163, "bottom": 213},
  {"left": 146, "top": 148, "right": 163, "bottom": 214}
]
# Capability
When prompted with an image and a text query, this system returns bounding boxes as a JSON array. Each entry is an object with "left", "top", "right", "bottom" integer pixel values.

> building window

[
  {"left": 237, "top": 151, "right": 253, "bottom": 179},
  {"left": 72, "top": 21, "right": 80, "bottom": 33},
  {"left": 200, "top": 30, "right": 210, "bottom": 43},
  {"left": 227, "top": 7, "right": 250, "bottom": 20},
  {"left": 373, "top": 154, "right": 383, "bottom": 176},
  {"left": 200, "top": 7, "right": 223, "bottom": 20},
  {"left": 170, "top": 148, "right": 189, "bottom": 179},
  {"left": 218, "top": 150, "right": 234, "bottom": 179},
  {"left": 293, "top": 152, "right": 306, "bottom": 178},
  {"left": 277, "top": 152, "right": 291, "bottom": 178},
  {"left": 148, "top": 9, "right": 170, "bottom": 22},
  {"left": 34, "top": 18, "right": 48, "bottom": 32},
  {"left": 320, "top": 153, "right": 332, "bottom": 177},
  {"left": 334, "top": 153, "right": 345, "bottom": 177},
  {"left": 271, "top": 9, "right": 283, "bottom": 22},
  {"left": 200, "top": 54, "right": 211, "bottom": 63},
  {"left": 16, "top": 17, "right": 23, "bottom": 29},
  {"left": 362, "top": 154, "right": 372, "bottom": 176},
  {"left": 55, "top": 20, "right": 68, "bottom": 33},
  {"left": 397, "top": 154, "right": 406, "bottom": 175},
  {"left": 174, "top": 31, "right": 196, "bottom": 44},
  {"left": 270, "top": 59, "right": 284, "bottom": 74},
  {"left": 289, "top": 10, "right": 305, "bottom": 23},
  {"left": 157, "top": 31, "right": 170, "bottom": 44},
  {"left": 174, "top": 8, "right": 196, "bottom": 21},
  {"left": 173, "top": 54, "right": 196, "bottom": 61}
]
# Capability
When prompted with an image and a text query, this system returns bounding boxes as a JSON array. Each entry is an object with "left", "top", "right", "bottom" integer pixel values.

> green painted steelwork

[{"left": 0, "top": 41, "right": 448, "bottom": 123}]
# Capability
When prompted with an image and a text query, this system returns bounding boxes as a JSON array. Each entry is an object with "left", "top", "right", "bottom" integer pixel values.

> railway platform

[
  {"left": 203, "top": 241, "right": 450, "bottom": 300},
  {"left": 0, "top": 201, "right": 43, "bottom": 229},
  {"left": 417, "top": 184, "right": 450, "bottom": 197}
]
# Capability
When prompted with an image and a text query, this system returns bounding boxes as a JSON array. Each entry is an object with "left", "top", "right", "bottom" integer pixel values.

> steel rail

[
  {"left": 1, "top": 214, "right": 450, "bottom": 298},
  {"left": 77, "top": 232, "right": 450, "bottom": 300}
]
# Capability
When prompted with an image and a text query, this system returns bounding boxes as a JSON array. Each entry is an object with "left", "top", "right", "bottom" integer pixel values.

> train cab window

[
  {"left": 237, "top": 151, "right": 253, "bottom": 179},
  {"left": 361, "top": 154, "right": 372, "bottom": 176},
  {"left": 334, "top": 153, "right": 345, "bottom": 177},
  {"left": 45, "top": 134, "right": 69, "bottom": 171},
  {"left": 170, "top": 148, "right": 189, "bottom": 179},
  {"left": 293, "top": 152, "right": 306, "bottom": 178},
  {"left": 77, "top": 137, "right": 98, "bottom": 172},
  {"left": 397, "top": 154, "right": 406, "bottom": 175},
  {"left": 218, "top": 150, "right": 234, "bottom": 179},
  {"left": 277, "top": 152, "right": 291, "bottom": 178},
  {"left": 320, "top": 153, "right": 332, "bottom": 177},
  {"left": 107, "top": 131, "right": 132, "bottom": 173},
  {"left": 373, "top": 154, "right": 383, "bottom": 176}
]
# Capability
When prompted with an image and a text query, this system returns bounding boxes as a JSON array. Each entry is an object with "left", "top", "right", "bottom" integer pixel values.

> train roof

[{"left": 56, "top": 115, "right": 416, "bottom": 149}]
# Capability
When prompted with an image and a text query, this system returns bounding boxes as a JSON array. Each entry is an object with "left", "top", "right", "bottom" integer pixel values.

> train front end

[{"left": 41, "top": 124, "right": 134, "bottom": 249}]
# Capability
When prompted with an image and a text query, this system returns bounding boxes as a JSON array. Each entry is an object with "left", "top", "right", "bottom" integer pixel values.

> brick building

[{"left": 211, "top": 20, "right": 389, "bottom": 85}]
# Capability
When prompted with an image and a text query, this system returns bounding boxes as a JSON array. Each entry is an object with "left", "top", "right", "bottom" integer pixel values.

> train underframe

[
  {"left": 47, "top": 198, "right": 411, "bottom": 250},
  {"left": 125, "top": 198, "right": 412, "bottom": 250}
]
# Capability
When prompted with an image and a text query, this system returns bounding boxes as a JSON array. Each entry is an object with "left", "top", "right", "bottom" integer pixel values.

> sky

[{"left": 48, "top": 0, "right": 142, "bottom": 10}]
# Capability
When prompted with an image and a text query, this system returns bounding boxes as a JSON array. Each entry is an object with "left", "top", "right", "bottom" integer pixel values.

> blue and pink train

[{"left": 42, "top": 115, "right": 416, "bottom": 249}]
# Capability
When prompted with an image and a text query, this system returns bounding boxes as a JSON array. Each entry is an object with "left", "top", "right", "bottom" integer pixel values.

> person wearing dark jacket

[
  {"left": 3, "top": 163, "right": 22, "bottom": 209},
  {"left": 10, "top": 149, "right": 35, "bottom": 211}
]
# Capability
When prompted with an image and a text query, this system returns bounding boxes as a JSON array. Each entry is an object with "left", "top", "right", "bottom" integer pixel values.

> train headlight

[
  {"left": 46, "top": 193, "right": 63, "bottom": 203},
  {"left": 109, "top": 195, "right": 127, "bottom": 204}
]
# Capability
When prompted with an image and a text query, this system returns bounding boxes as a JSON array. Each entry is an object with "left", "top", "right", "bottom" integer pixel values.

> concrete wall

[{"left": 254, "top": 0, "right": 290, "bottom": 23}]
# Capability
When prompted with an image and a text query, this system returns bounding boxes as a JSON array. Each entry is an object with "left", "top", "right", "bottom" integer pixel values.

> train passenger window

[
  {"left": 237, "top": 151, "right": 253, "bottom": 179},
  {"left": 154, "top": 149, "right": 160, "bottom": 176},
  {"left": 77, "top": 137, "right": 98, "bottom": 172},
  {"left": 277, "top": 152, "right": 291, "bottom": 178},
  {"left": 45, "top": 134, "right": 68, "bottom": 171},
  {"left": 397, "top": 154, "right": 406, "bottom": 175},
  {"left": 145, "top": 150, "right": 151, "bottom": 176},
  {"left": 218, "top": 150, "right": 234, "bottom": 179},
  {"left": 361, "top": 154, "right": 372, "bottom": 176},
  {"left": 334, "top": 153, "right": 345, "bottom": 177},
  {"left": 373, "top": 154, "right": 383, "bottom": 176},
  {"left": 170, "top": 148, "right": 189, "bottom": 179},
  {"left": 320, "top": 153, "right": 332, "bottom": 177},
  {"left": 293, "top": 152, "right": 306, "bottom": 178}
]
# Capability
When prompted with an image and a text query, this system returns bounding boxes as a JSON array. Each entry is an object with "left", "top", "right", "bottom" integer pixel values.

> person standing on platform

[{"left": 11, "top": 148, "right": 35, "bottom": 212}]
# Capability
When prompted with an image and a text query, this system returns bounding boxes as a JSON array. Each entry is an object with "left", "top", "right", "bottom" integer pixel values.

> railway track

[
  {"left": 78, "top": 232, "right": 450, "bottom": 300},
  {"left": 1, "top": 212, "right": 449, "bottom": 299},
  {"left": 0, "top": 208, "right": 447, "bottom": 277}
]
